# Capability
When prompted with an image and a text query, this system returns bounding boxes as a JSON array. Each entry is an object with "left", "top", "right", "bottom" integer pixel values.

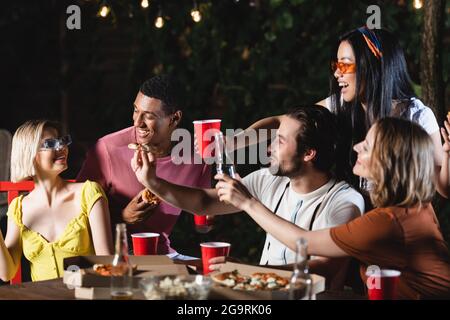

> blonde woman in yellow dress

[{"left": 0, "top": 120, "right": 113, "bottom": 281}]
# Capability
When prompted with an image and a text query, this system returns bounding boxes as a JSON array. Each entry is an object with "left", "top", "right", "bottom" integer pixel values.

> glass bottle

[
  {"left": 214, "top": 132, "right": 236, "bottom": 178},
  {"left": 194, "top": 131, "right": 237, "bottom": 234},
  {"left": 289, "top": 238, "right": 312, "bottom": 300},
  {"left": 110, "top": 223, "right": 133, "bottom": 300}
]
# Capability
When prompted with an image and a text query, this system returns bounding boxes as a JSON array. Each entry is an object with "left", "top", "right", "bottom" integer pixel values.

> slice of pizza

[
  {"left": 211, "top": 270, "right": 250, "bottom": 288},
  {"left": 142, "top": 188, "right": 160, "bottom": 206},
  {"left": 128, "top": 143, "right": 151, "bottom": 153},
  {"left": 92, "top": 263, "right": 113, "bottom": 276},
  {"left": 232, "top": 282, "right": 257, "bottom": 291},
  {"left": 92, "top": 263, "right": 138, "bottom": 276},
  {"left": 250, "top": 272, "right": 289, "bottom": 290}
]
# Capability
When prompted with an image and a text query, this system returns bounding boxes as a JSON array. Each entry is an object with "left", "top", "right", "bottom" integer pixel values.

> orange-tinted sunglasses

[{"left": 331, "top": 61, "right": 356, "bottom": 74}]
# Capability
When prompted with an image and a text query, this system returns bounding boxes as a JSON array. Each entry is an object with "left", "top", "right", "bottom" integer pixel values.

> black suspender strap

[
  {"left": 264, "top": 181, "right": 290, "bottom": 265},
  {"left": 308, "top": 180, "right": 337, "bottom": 231},
  {"left": 273, "top": 180, "right": 338, "bottom": 230},
  {"left": 273, "top": 181, "right": 290, "bottom": 214},
  {"left": 264, "top": 179, "right": 337, "bottom": 265},
  {"left": 308, "top": 201, "right": 321, "bottom": 231}
]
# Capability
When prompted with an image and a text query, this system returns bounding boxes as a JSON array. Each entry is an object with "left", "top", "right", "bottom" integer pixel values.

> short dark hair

[
  {"left": 286, "top": 105, "right": 337, "bottom": 173},
  {"left": 139, "top": 74, "right": 183, "bottom": 114}
]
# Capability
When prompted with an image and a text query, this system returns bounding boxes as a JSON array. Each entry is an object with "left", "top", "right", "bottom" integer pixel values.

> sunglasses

[
  {"left": 40, "top": 135, "right": 72, "bottom": 150},
  {"left": 331, "top": 61, "right": 356, "bottom": 74}
]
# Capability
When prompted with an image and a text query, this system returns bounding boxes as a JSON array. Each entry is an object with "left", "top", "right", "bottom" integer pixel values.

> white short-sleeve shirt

[
  {"left": 242, "top": 168, "right": 365, "bottom": 266},
  {"left": 324, "top": 97, "right": 439, "bottom": 135}
]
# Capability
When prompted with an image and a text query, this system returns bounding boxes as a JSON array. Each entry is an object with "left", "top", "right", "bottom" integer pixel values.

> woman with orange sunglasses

[{"left": 240, "top": 27, "right": 447, "bottom": 198}]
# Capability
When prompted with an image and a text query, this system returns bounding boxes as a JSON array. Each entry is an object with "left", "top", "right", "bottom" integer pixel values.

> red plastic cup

[
  {"left": 200, "top": 242, "right": 231, "bottom": 275},
  {"left": 366, "top": 269, "right": 401, "bottom": 300},
  {"left": 193, "top": 119, "right": 221, "bottom": 159},
  {"left": 194, "top": 215, "right": 214, "bottom": 233},
  {"left": 131, "top": 233, "right": 159, "bottom": 255}
]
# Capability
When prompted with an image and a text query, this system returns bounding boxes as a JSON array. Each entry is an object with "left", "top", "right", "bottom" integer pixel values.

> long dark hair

[{"left": 329, "top": 27, "right": 416, "bottom": 186}]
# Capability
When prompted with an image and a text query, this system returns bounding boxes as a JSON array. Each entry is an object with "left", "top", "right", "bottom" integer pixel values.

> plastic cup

[
  {"left": 366, "top": 269, "right": 401, "bottom": 300},
  {"left": 200, "top": 242, "right": 231, "bottom": 275},
  {"left": 193, "top": 119, "right": 221, "bottom": 159},
  {"left": 194, "top": 215, "right": 214, "bottom": 233},
  {"left": 131, "top": 233, "right": 160, "bottom": 255}
]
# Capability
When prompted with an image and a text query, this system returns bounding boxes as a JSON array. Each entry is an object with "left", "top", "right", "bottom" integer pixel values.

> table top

[
  {"left": 0, "top": 279, "right": 74, "bottom": 300},
  {"left": 0, "top": 257, "right": 365, "bottom": 300},
  {"left": 0, "top": 278, "right": 365, "bottom": 300}
]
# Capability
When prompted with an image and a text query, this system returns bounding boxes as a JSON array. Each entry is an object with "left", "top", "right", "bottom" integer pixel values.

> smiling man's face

[{"left": 132, "top": 91, "right": 175, "bottom": 146}]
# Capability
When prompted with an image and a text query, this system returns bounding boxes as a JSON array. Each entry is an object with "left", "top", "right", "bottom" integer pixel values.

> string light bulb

[
  {"left": 155, "top": 16, "right": 164, "bottom": 28},
  {"left": 98, "top": 5, "right": 110, "bottom": 18},
  {"left": 141, "top": 0, "right": 149, "bottom": 9},
  {"left": 191, "top": 10, "right": 201, "bottom": 22},
  {"left": 191, "top": 1, "right": 202, "bottom": 23},
  {"left": 155, "top": 10, "right": 164, "bottom": 28},
  {"left": 413, "top": 0, "right": 423, "bottom": 9}
]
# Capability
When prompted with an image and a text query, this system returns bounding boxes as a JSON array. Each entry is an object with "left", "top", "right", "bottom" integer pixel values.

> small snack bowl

[{"left": 140, "top": 275, "right": 212, "bottom": 300}]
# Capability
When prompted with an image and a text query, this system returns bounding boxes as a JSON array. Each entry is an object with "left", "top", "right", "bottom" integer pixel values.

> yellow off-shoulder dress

[{"left": 7, "top": 180, "right": 107, "bottom": 281}]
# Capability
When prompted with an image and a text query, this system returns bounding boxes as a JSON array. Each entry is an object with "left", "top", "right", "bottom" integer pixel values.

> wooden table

[
  {"left": 0, "top": 279, "right": 75, "bottom": 300},
  {"left": 0, "top": 279, "right": 365, "bottom": 300}
]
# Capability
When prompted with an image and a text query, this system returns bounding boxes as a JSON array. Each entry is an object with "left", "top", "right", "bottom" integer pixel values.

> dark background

[{"left": 0, "top": 0, "right": 448, "bottom": 262}]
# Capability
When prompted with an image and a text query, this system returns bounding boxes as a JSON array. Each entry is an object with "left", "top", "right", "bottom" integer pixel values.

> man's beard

[{"left": 269, "top": 157, "right": 303, "bottom": 178}]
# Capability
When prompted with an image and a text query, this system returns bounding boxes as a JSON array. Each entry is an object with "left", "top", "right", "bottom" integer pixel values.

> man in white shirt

[
  {"left": 131, "top": 105, "right": 364, "bottom": 288},
  {"left": 242, "top": 168, "right": 363, "bottom": 266}
]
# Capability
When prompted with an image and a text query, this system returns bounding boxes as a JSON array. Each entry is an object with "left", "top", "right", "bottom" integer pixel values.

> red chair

[
  {"left": 0, "top": 180, "right": 35, "bottom": 284},
  {"left": 0, "top": 179, "right": 75, "bottom": 284}
]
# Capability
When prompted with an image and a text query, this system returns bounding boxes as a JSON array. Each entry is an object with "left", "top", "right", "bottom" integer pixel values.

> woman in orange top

[
  {"left": 215, "top": 117, "right": 450, "bottom": 299},
  {"left": 0, "top": 120, "right": 113, "bottom": 281}
]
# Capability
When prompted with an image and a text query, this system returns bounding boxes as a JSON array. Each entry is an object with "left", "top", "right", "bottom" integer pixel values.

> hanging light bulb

[
  {"left": 413, "top": 0, "right": 423, "bottom": 9},
  {"left": 155, "top": 10, "right": 164, "bottom": 28},
  {"left": 141, "top": 0, "right": 149, "bottom": 9},
  {"left": 155, "top": 16, "right": 164, "bottom": 28},
  {"left": 190, "top": 9, "right": 201, "bottom": 22},
  {"left": 191, "top": 1, "right": 202, "bottom": 22},
  {"left": 98, "top": 5, "right": 110, "bottom": 18}
]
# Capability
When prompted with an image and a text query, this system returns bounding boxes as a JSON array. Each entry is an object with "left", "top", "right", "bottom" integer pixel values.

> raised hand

[
  {"left": 131, "top": 149, "right": 157, "bottom": 188},
  {"left": 440, "top": 114, "right": 450, "bottom": 153},
  {"left": 122, "top": 190, "right": 157, "bottom": 224},
  {"left": 214, "top": 173, "right": 254, "bottom": 211}
]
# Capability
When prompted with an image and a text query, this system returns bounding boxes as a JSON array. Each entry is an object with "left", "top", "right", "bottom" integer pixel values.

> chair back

[
  {"left": 0, "top": 129, "right": 12, "bottom": 205},
  {"left": 0, "top": 181, "right": 35, "bottom": 284}
]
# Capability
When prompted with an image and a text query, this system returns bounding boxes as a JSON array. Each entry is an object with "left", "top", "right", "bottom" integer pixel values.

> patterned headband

[{"left": 357, "top": 26, "right": 383, "bottom": 59}]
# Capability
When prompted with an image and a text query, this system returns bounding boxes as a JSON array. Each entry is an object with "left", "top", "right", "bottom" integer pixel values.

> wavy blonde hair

[
  {"left": 369, "top": 117, "right": 435, "bottom": 208},
  {"left": 10, "top": 120, "right": 60, "bottom": 182}
]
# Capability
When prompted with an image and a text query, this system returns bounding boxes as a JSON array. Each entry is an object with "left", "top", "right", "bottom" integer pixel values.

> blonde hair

[
  {"left": 370, "top": 117, "right": 435, "bottom": 208},
  {"left": 10, "top": 120, "right": 60, "bottom": 182}
]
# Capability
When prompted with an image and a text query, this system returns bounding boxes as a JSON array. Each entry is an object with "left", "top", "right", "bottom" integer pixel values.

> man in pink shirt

[{"left": 77, "top": 75, "right": 211, "bottom": 254}]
